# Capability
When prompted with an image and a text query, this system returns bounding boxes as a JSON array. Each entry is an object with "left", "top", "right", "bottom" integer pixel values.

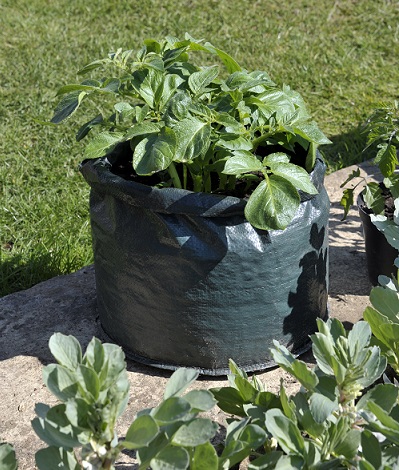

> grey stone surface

[{"left": 0, "top": 162, "right": 380, "bottom": 468}]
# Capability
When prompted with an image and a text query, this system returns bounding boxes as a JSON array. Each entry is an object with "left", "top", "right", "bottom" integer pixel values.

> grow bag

[
  {"left": 358, "top": 195, "right": 398, "bottom": 285},
  {"left": 80, "top": 147, "right": 330, "bottom": 375}
]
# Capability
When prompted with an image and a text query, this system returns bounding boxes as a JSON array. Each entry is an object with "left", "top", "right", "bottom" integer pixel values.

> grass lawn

[{"left": 1, "top": 0, "right": 399, "bottom": 296}]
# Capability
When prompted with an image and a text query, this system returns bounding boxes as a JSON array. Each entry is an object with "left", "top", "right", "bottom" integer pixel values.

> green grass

[{"left": 1, "top": 0, "right": 399, "bottom": 296}]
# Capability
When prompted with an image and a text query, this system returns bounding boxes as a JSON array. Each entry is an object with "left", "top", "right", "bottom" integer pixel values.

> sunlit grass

[{"left": 1, "top": 0, "right": 398, "bottom": 295}]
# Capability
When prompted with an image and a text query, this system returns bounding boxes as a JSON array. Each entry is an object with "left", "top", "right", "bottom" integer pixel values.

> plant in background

[
  {"left": 341, "top": 101, "right": 399, "bottom": 220},
  {"left": 49, "top": 33, "right": 330, "bottom": 230}
]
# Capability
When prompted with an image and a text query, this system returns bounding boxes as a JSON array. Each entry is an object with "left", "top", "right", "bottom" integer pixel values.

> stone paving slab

[{"left": 0, "top": 162, "right": 378, "bottom": 468}]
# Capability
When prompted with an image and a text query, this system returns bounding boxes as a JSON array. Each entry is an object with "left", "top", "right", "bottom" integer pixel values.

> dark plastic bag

[
  {"left": 80, "top": 147, "right": 330, "bottom": 375},
  {"left": 358, "top": 194, "right": 398, "bottom": 285}
]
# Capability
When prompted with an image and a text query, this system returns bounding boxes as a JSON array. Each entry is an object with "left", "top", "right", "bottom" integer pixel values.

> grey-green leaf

[
  {"left": 265, "top": 409, "right": 305, "bottom": 456},
  {"left": 152, "top": 397, "right": 191, "bottom": 424},
  {"left": 163, "top": 368, "right": 199, "bottom": 399},
  {"left": 48, "top": 333, "right": 82, "bottom": 370},
  {"left": 150, "top": 445, "right": 189, "bottom": 470},
  {"left": 184, "top": 390, "right": 216, "bottom": 412},
  {"left": 35, "top": 447, "right": 80, "bottom": 470},
  {"left": 124, "top": 414, "right": 159, "bottom": 449},
  {"left": 172, "top": 418, "right": 218, "bottom": 446},
  {"left": 0, "top": 443, "right": 17, "bottom": 470},
  {"left": 191, "top": 442, "right": 218, "bottom": 470}
]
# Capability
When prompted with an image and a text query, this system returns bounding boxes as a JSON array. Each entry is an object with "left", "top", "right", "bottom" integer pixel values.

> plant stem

[
  {"left": 168, "top": 162, "right": 182, "bottom": 189},
  {"left": 305, "top": 141, "right": 317, "bottom": 173},
  {"left": 251, "top": 131, "right": 272, "bottom": 150}
]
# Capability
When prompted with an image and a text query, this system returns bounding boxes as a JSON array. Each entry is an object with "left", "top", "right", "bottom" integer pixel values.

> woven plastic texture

[{"left": 81, "top": 148, "right": 330, "bottom": 375}]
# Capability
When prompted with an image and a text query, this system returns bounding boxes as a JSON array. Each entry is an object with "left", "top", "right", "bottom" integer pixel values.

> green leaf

[
  {"left": 263, "top": 152, "right": 290, "bottom": 164},
  {"left": 133, "top": 127, "right": 176, "bottom": 175},
  {"left": 157, "top": 74, "right": 185, "bottom": 110},
  {"left": 380, "top": 322, "right": 399, "bottom": 340},
  {"left": 124, "top": 414, "right": 159, "bottom": 449},
  {"left": 163, "top": 368, "right": 199, "bottom": 399},
  {"left": 363, "top": 183, "right": 385, "bottom": 214},
  {"left": 217, "top": 135, "right": 253, "bottom": 151},
  {"left": 374, "top": 143, "right": 398, "bottom": 177},
  {"left": 173, "top": 118, "right": 211, "bottom": 162},
  {"left": 271, "top": 341, "right": 319, "bottom": 390},
  {"left": 152, "top": 397, "right": 191, "bottom": 424},
  {"left": 248, "top": 451, "right": 284, "bottom": 469},
  {"left": 309, "top": 392, "right": 338, "bottom": 424},
  {"left": 31, "top": 415, "right": 81, "bottom": 449},
  {"left": 131, "top": 67, "right": 163, "bottom": 108},
  {"left": 334, "top": 429, "right": 361, "bottom": 459},
  {"left": 265, "top": 409, "right": 305, "bottom": 456},
  {"left": 83, "top": 337, "right": 105, "bottom": 374},
  {"left": 35, "top": 446, "right": 79, "bottom": 470},
  {"left": 163, "top": 91, "right": 192, "bottom": 125},
  {"left": 188, "top": 66, "right": 219, "bottom": 95},
  {"left": 150, "top": 445, "right": 189, "bottom": 470},
  {"left": 84, "top": 131, "right": 125, "bottom": 159},
  {"left": 0, "top": 443, "right": 17, "bottom": 470},
  {"left": 210, "top": 386, "right": 246, "bottom": 416},
  {"left": 244, "top": 175, "right": 300, "bottom": 230},
  {"left": 368, "top": 401, "right": 399, "bottom": 432},
  {"left": 76, "top": 364, "right": 100, "bottom": 400},
  {"left": 191, "top": 442, "right": 218, "bottom": 470},
  {"left": 294, "top": 121, "right": 332, "bottom": 145},
  {"left": 369, "top": 285, "right": 399, "bottom": 322},
  {"left": 361, "top": 430, "right": 382, "bottom": 470},
  {"left": 239, "top": 423, "right": 267, "bottom": 449},
  {"left": 76, "top": 115, "right": 103, "bottom": 142},
  {"left": 183, "top": 390, "right": 216, "bottom": 412},
  {"left": 357, "top": 384, "right": 399, "bottom": 413},
  {"left": 340, "top": 188, "right": 354, "bottom": 221},
  {"left": 48, "top": 333, "right": 82, "bottom": 370},
  {"left": 223, "top": 153, "right": 263, "bottom": 175},
  {"left": 42, "top": 364, "right": 78, "bottom": 401},
  {"left": 124, "top": 121, "right": 162, "bottom": 140},
  {"left": 267, "top": 162, "right": 318, "bottom": 195},
  {"left": 51, "top": 91, "right": 87, "bottom": 124},
  {"left": 347, "top": 321, "right": 372, "bottom": 358},
  {"left": 172, "top": 418, "right": 218, "bottom": 446}
]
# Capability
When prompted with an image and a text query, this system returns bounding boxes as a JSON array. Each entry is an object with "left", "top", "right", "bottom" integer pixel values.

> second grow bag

[{"left": 80, "top": 147, "right": 330, "bottom": 375}]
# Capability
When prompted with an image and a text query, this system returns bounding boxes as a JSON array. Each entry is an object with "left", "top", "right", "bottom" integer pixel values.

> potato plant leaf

[
  {"left": 223, "top": 152, "right": 263, "bottom": 175},
  {"left": 188, "top": 66, "right": 219, "bottom": 95},
  {"left": 374, "top": 143, "right": 398, "bottom": 177},
  {"left": 84, "top": 132, "right": 125, "bottom": 159},
  {"left": 244, "top": 176, "right": 300, "bottom": 230},
  {"left": 173, "top": 118, "right": 211, "bottom": 162},
  {"left": 133, "top": 127, "right": 176, "bottom": 175},
  {"left": 267, "top": 162, "right": 318, "bottom": 194}
]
